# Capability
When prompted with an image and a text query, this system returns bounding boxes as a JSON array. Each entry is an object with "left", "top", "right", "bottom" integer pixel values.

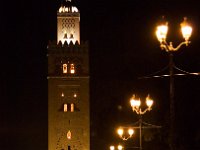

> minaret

[{"left": 47, "top": 1, "right": 90, "bottom": 150}]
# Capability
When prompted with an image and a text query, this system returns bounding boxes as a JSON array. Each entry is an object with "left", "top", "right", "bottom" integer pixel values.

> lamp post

[
  {"left": 155, "top": 17, "right": 192, "bottom": 150},
  {"left": 130, "top": 94, "right": 154, "bottom": 150},
  {"left": 117, "top": 94, "right": 154, "bottom": 150}
]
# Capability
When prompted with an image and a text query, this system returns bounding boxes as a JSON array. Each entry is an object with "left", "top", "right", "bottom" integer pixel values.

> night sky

[{"left": 1, "top": 0, "right": 200, "bottom": 150}]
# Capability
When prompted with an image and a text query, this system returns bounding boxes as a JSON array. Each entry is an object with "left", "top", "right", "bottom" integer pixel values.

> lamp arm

[
  {"left": 120, "top": 135, "right": 131, "bottom": 141},
  {"left": 160, "top": 41, "right": 169, "bottom": 51},
  {"left": 160, "top": 44, "right": 168, "bottom": 51},
  {"left": 132, "top": 107, "right": 140, "bottom": 114},
  {"left": 160, "top": 41, "right": 173, "bottom": 52},
  {"left": 173, "top": 41, "right": 191, "bottom": 51},
  {"left": 160, "top": 40, "right": 191, "bottom": 52},
  {"left": 140, "top": 108, "right": 150, "bottom": 115}
]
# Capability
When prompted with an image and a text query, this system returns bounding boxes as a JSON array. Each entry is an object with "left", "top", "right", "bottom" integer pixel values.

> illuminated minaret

[{"left": 47, "top": 0, "right": 90, "bottom": 150}]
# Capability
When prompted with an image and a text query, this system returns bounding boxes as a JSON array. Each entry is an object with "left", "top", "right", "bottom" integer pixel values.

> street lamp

[
  {"left": 155, "top": 17, "right": 192, "bottom": 150},
  {"left": 117, "top": 94, "right": 154, "bottom": 150},
  {"left": 117, "top": 127, "right": 134, "bottom": 140},
  {"left": 130, "top": 94, "right": 153, "bottom": 115},
  {"left": 156, "top": 17, "right": 192, "bottom": 51},
  {"left": 110, "top": 145, "right": 123, "bottom": 150}
]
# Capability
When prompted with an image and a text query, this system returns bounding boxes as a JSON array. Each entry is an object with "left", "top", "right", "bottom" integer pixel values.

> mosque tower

[{"left": 47, "top": 0, "right": 90, "bottom": 150}]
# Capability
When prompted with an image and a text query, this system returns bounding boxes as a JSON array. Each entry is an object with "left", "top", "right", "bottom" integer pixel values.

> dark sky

[{"left": 1, "top": 0, "right": 200, "bottom": 150}]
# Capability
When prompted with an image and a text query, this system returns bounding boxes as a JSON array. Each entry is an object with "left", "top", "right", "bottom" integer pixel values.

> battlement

[{"left": 47, "top": 40, "right": 89, "bottom": 55}]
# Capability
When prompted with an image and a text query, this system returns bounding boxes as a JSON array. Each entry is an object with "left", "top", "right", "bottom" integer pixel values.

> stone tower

[{"left": 47, "top": 1, "right": 90, "bottom": 150}]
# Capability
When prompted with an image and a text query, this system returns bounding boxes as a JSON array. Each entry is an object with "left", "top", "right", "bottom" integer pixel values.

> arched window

[
  {"left": 63, "top": 64, "right": 67, "bottom": 73},
  {"left": 62, "top": 63, "right": 76, "bottom": 74},
  {"left": 67, "top": 131, "right": 72, "bottom": 139},
  {"left": 70, "top": 64, "right": 75, "bottom": 74},
  {"left": 61, "top": 92, "right": 64, "bottom": 97},
  {"left": 68, "top": 145, "right": 71, "bottom": 150},
  {"left": 64, "top": 104, "right": 68, "bottom": 112},
  {"left": 71, "top": 103, "right": 74, "bottom": 112}
]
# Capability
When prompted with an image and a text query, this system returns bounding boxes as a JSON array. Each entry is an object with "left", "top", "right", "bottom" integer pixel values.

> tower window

[
  {"left": 71, "top": 103, "right": 74, "bottom": 112},
  {"left": 63, "top": 103, "right": 75, "bottom": 112},
  {"left": 64, "top": 33, "right": 68, "bottom": 39},
  {"left": 70, "top": 64, "right": 75, "bottom": 74},
  {"left": 62, "top": 63, "right": 76, "bottom": 74},
  {"left": 64, "top": 104, "right": 68, "bottom": 112},
  {"left": 63, "top": 30, "right": 68, "bottom": 39},
  {"left": 63, "top": 64, "right": 67, "bottom": 73},
  {"left": 73, "top": 93, "right": 77, "bottom": 98},
  {"left": 68, "top": 145, "right": 71, "bottom": 150},
  {"left": 70, "top": 33, "right": 74, "bottom": 39},
  {"left": 67, "top": 131, "right": 72, "bottom": 140},
  {"left": 61, "top": 92, "right": 64, "bottom": 97}
]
